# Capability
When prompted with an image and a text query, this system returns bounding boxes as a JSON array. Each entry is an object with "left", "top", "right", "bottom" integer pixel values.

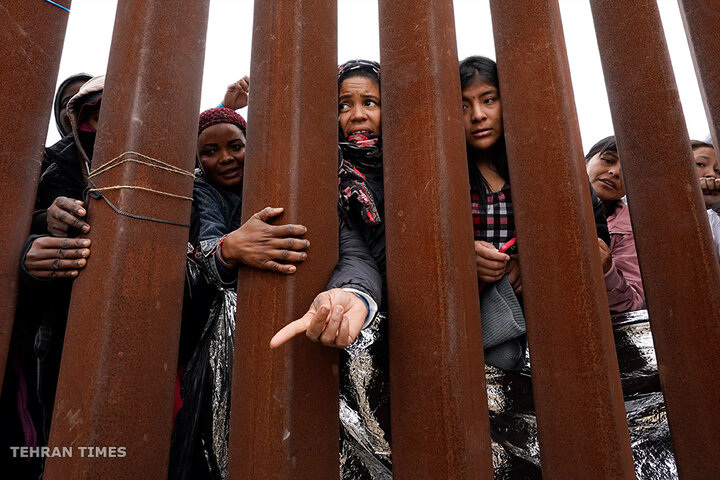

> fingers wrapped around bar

[
  {"left": 221, "top": 206, "right": 310, "bottom": 274},
  {"left": 24, "top": 236, "right": 92, "bottom": 279}
]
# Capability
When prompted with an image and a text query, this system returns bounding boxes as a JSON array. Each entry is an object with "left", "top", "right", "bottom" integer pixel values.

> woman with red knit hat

[{"left": 170, "top": 106, "right": 309, "bottom": 480}]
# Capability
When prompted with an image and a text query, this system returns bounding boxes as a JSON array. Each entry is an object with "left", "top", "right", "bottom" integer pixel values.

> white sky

[{"left": 48, "top": 0, "right": 710, "bottom": 152}]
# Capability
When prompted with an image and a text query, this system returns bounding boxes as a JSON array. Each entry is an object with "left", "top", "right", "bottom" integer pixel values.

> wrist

[
  {"left": 352, "top": 292, "right": 370, "bottom": 316},
  {"left": 217, "top": 235, "right": 236, "bottom": 268}
]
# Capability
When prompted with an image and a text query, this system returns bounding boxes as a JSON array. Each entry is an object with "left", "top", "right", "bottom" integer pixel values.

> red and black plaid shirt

[{"left": 471, "top": 183, "right": 515, "bottom": 248}]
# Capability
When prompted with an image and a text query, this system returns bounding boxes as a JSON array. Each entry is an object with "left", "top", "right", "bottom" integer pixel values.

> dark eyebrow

[
  {"left": 199, "top": 142, "right": 218, "bottom": 149},
  {"left": 462, "top": 88, "right": 498, "bottom": 102}
]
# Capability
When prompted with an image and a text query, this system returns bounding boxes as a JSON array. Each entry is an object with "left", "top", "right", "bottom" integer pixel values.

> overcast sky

[{"left": 48, "top": 0, "right": 710, "bottom": 151}]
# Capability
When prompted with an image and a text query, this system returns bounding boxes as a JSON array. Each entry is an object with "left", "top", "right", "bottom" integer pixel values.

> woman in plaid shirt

[{"left": 460, "top": 56, "right": 521, "bottom": 294}]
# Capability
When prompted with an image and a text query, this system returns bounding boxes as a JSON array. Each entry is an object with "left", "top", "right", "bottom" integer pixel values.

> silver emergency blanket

[
  {"left": 340, "top": 312, "right": 392, "bottom": 479},
  {"left": 170, "top": 253, "right": 236, "bottom": 480},
  {"left": 339, "top": 310, "right": 677, "bottom": 479}
]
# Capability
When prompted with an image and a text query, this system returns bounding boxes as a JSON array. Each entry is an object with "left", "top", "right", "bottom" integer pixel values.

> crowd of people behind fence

[{"left": 2, "top": 54, "right": 719, "bottom": 479}]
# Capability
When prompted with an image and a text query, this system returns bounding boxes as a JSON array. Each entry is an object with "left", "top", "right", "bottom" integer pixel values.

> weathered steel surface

[
  {"left": 378, "top": 0, "right": 494, "bottom": 478},
  {"left": 678, "top": 1, "right": 720, "bottom": 147},
  {"left": 591, "top": 0, "right": 720, "bottom": 476},
  {"left": 226, "top": 1, "right": 339, "bottom": 478},
  {"left": 490, "top": 1, "right": 636, "bottom": 478},
  {"left": 43, "top": 1, "right": 208, "bottom": 478},
  {"left": 0, "top": 0, "right": 71, "bottom": 389}
]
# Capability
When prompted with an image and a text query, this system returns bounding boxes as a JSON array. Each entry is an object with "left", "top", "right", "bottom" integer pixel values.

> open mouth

[
  {"left": 220, "top": 167, "right": 241, "bottom": 177},
  {"left": 349, "top": 129, "right": 373, "bottom": 135},
  {"left": 599, "top": 178, "right": 616, "bottom": 190}
]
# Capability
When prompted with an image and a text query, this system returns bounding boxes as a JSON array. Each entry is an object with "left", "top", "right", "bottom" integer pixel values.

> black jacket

[{"left": 327, "top": 147, "right": 386, "bottom": 308}]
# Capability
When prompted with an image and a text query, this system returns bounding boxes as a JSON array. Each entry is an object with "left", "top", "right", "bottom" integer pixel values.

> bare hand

[
  {"left": 222, "top": 207, "right": 309, "bottom": 274},
  {"left": 47, "top": 196, "right": 90, "bottom": 237},
  {"left": 505, "top": 254, "right": 522, "bottom": 293},
  {"left": 598, "top": 237, "right": 612, "bottom": 274},
  {"left": 222, "top": 76, "right": 250, "bottom": 110},
  {"left": 700, "top": 177, "right": 720, "bottom": 208},
  {"left": 270, "top": 288, "right": 368, "bottom": 349},
  {"left": 474, "top": 240, "right": 509, "bottom": 283},
  {"left": 24, "top": 236, "right": 91, "bottom": 279}
]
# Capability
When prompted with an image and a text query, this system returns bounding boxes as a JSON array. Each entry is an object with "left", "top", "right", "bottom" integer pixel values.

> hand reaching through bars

[
  {"left": 222, "top": 75, "right": 250, "bottom": 110},
  {"left": 46, "top": 196, "right": 90, "bottom": 237},
  {"left": 474, "top": 240, "right": 510, "bottom": 283},
  {"left": 220, "top": 207, "right": 309, "bottom": 274},
  {"left": 23, "top": 236, "right": 91, "bottom": 279},
  {"left": 270, "top": 288, "right": 367, "bottom": 349}
]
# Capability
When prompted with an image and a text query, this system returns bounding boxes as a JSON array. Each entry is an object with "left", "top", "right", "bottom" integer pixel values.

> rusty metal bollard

[
  {"left": 489, "top": 1, "right": 637, "bottom": 478},
  {"left": 678, "top": 0, "right": 720, "bottom": 147},
  {"left": 43, "top": 1, "right": 209, "bottom": 478},
  {"left": 591, "top": 0, "right": 720, "bottom": 476},
  {"left": 378, "top": 0, "right": 495, "bottom": 478},
  {"left": 226, "top": 1, "right": 340, "bottom": 478},
  {"left": 0, "top": 0, "right": 71, "bottom": 389}
]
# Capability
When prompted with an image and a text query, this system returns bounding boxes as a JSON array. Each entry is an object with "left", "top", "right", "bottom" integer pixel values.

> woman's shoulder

[{"left": 608, "top": 200, "right": 632, "bottom": 235}]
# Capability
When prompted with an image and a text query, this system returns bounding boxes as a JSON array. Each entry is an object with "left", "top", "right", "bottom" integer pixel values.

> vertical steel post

[
  {"left": 226, "top": 0, "right": 339, "bottom": 478},
  {"left": 591, "top": 0, "right": 720, "bottom": 476},
  {"left": 0, "top": 0, "right": 71, "bottom": 388},
  {"left": 378, "top": 0, "right": 494, "bottom": 478},
  {"left": 678, "top": 1, "right": 720, "bottom": 147},
  {"left": 43, "top": 1, "right": 208, "bottom": 478},
  {"left": 489, "top": 1, "right": 636, "bottom": 478}
]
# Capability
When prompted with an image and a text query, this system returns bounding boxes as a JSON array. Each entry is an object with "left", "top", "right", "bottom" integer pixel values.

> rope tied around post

[
  {"left": 43, "top": 0, "right": 70, "bottom": 12},
  {"left": 85, "top": 151, "right": 194, "bottom": 227}
]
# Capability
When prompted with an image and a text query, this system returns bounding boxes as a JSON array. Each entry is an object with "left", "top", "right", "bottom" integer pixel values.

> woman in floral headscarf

[{"left": 271, "top": 59, "right": 386, "bottom": 349}]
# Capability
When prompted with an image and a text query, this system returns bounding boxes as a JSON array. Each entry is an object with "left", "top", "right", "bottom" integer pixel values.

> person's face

[
  {"left": 692, "top": 146, "right": 720, "bottom": 179},
  {"left": 586, "top": 150, "right": 625, "bottom": 202},
  {"left": 462, "top": 80, "right": 504, "bottom": 152},
  {"left": 197, "top": 123, "right": 246, "bottom": 189},
  {"left": 59, "top": 79, "right": 85, "bottom": 134},
  {"left": 338, "top": 76, "right": 381, "bottom": 138},
  {"left": 86, "top": 107, "right": 100, "bottom": 131}
]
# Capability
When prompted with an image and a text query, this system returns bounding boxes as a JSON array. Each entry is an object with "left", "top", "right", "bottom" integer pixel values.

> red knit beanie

[{"left": 198, "top": 107, "right": 246, "bottom": 135}]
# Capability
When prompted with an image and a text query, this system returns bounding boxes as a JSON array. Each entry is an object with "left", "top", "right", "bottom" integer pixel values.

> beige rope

[
  {"left": 88, "top": 151, "right": 194, "bottom": 179},
  {"left": 86, "top": 185, "right": 193, "bottom": 201},
  {"left": 85, "top": 150, "right": 195, "bottom": 227}
]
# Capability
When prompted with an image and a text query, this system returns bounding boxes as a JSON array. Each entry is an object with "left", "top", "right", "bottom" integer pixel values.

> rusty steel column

[
  {"left": 489, "top": 1, "right": 636, "bottom": 478},
  {"left": 591, "top": 0, "right": 720, "bottom": 476},
  {"left": 226, "top": 0, "right": 339, "bottom": 479},
  {"left": 678, "top": 1, "right": 720, "bottom": 147},
  {"left": 378, "top": 1, "right": 494, "bottom": 478},
  {"left": 0, "top": 0, "right": 71, "bottom": 388},
  {"left": 43, "top": 1, "right": 208, "bottom": 478}
]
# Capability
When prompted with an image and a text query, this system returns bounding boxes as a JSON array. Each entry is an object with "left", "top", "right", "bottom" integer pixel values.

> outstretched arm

[
  {"left": 270, "top": 288, "right": 368, "bottom": 349},
  {"left": 271, "top": 222, "right": 382, "bottom": 349}
]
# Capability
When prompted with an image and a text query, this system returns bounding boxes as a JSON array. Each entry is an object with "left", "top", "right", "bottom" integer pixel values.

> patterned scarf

[{"left": 338, "top": 133, "right": 382, "bottom": 225}]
